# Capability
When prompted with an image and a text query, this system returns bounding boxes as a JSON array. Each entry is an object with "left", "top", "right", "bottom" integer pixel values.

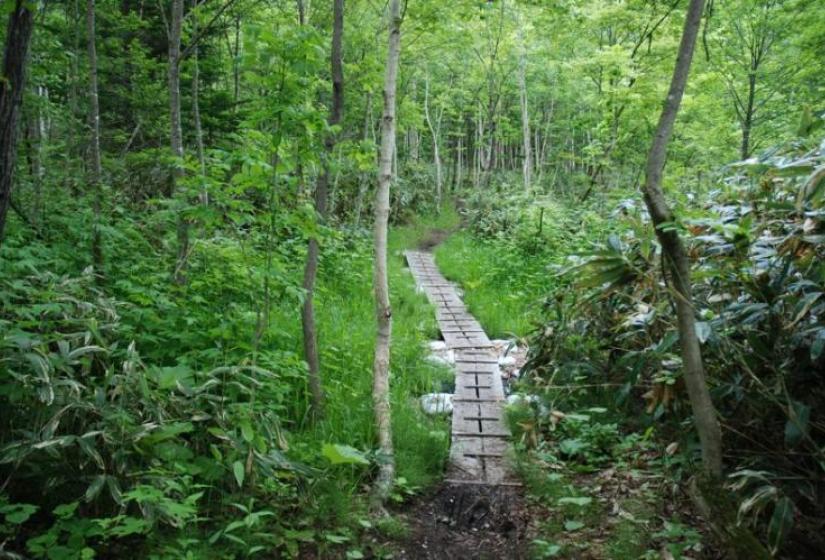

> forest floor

[
  {"left": 416, "top": 227, "right": 453, "bottom": 251},
  {"left": 384, "top": 484, "right": 532, "bottom": 559}
]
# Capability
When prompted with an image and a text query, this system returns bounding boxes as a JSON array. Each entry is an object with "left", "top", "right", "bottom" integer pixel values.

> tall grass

[
  {"left": 282, "top": 211, "right": 461, "bottom": 519},
  {"left": 434, "top": 231, "right": 544, "bottom": 338}
]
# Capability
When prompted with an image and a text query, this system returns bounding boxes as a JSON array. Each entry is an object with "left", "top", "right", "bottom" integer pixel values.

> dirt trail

[{"left": 393, "top": 484, "right": 531, "bottom": 559}]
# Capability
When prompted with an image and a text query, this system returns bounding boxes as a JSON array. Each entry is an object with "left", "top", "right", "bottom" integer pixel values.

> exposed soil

[
  {"left": 389, "top": 483, "right": 534, "bottom": 559},
  {"left": 417, "top": 228, "right": 453, "bottom": 251}
]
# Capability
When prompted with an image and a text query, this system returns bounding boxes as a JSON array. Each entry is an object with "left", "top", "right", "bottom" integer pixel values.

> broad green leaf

[
  {"left": 1, "top": 503, "right": 38, "bottom": 524},
  {"left": 233, "top": 460, "right": 245, "bottom": 488},
  {"left": 322, "top": 443, "right": 369, "bottom": 465},
  {"left": 558, "top": 439, "right": 586, "bottom": 456},
  {"left": 564, "top": 520, "right": 585, "bottom": 531},
  {"left": 767, "top": 497, "right": 794, "bottom": 554},
  {"left": 240, "top": 420, "right": 255, "bottom": 443},
  {"left": 784, "top": 401, "right": 810, "bottom": 447},
  {"left": 85, "top": 475, "right": 107, "bottom": 502},
  {"left": 53, "top": 502, "right": 79, "bottom": 519}
]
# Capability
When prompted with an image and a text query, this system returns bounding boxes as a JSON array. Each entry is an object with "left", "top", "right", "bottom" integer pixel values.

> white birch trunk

[{"left": 372, "top": 0, "right": 401, "bottom": 509}]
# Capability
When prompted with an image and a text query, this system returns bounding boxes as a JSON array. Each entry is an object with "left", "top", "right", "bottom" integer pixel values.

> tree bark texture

[
  {"left": 372, "top": 0, "right": 401, "bottom": 509},
  {"left": 517, "top": 14, "right": 532, "bottom": 193},
  {"left": 423, "top": 74, "right": 441, "bottom": 210},
  {"left": 301, "top": 0, "right": 344, "bottom": 417},
  {"left": 87, "top": 0, "right": 104, "bottom": 275},
  {"left": 167, "top": 0, "right": 189, "bottom": 284},
  {"left": 0, "top": 0, "right": 35, "bottom": 244},
  {"left": 640, "top": 0, "right": 723, "bottom": 477}
]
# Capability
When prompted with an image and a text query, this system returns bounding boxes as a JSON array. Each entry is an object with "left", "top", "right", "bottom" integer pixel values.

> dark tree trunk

[
  {"left": 301, "top": 0, "right": 344, "bottom": 417},
  {"left": 0, "top": 1, "right": 35, "bottom": 244},
  {"left": 640, "top": 0, "right": 722, "bottom": 477},
  {"left": 741, "top": 73, "right": 756, "bottom": 159}
]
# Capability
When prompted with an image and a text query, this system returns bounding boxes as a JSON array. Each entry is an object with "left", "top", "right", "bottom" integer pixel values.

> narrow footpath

[
  {"left": 405, "top": 250, "right": 516, "bottom": 485},
  {"left": 390, "top": 251, "right": 530, "bottom": 559}
]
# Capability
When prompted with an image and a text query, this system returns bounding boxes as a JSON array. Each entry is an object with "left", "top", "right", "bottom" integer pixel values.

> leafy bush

[{"left": 521, "top": 136, "right": 825, "bottom": 554}]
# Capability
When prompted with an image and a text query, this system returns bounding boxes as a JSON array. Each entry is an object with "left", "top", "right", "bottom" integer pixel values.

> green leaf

[
  {"left": 53, "top": 502, "right": 79, "bottom": 520},
  {"left": 784, "top": 401, "right": 810, "bottom": 447},
  {"left": 767, "top": 497, "right": 794, "bottom": 554},
  {"left": 324, "top": 533, "right": 349, "bottom": 544},
  {"left": 108, "top": 516, "right": 149, "bottom": 537},
  {"left": 240, "top": 420, "right": 255, "bottom": 443},
  {"left": 563, "top": 520, "right": 585, "bottom": 531},
  {"left": 558, "top": 497, "right": 592, "bottom": 507},
  {"left": 558, "top": 439, "right": 586, "bottom": 456},
  {"left": 233, "top": 460, "right": 245, "bottom": 488},
  {"left": 322, "top": 443, "right": 369, "bottom": 465},
  {"left": 1, "top": 503, "right": 38, "bottom": 524},
  {"left": 85, "top": 475, "right": 107, "bottom": 502}
]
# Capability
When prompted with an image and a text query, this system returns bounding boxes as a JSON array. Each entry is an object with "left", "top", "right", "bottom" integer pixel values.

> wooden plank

[
  {"left": 455, "top": 364, "right": 498, "bottom": 375},
  {"left": 455, "top": 357, "right": 498, "bottom": 365},
  {"left": 450, "top": 341, "right": 493, "bottom": 350},
  {"left": 443, "top": 479, "right": 522, "bottom": 488},
  {"left": 451, "top": 432, "right": 511, "bottom": 438},
  {"left": 454, "top": 383, "right": 499, "bottom": 401},
  {"left": 483, "top": 462, "right": 512, "bottom": 484},
  {"left": 458, "top": 350, "right": 495, "bottom": 358},
  {"left": 451, "top": 436, "right": 483, "bottom": 456},
  {"left": 479, "top": 402, "right": 506, "bottom": 419},
  {"left": 439, "top": 326, "right": 486, "bottom": 333}
]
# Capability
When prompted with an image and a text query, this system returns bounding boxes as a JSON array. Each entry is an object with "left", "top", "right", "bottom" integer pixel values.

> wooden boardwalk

[{"left": 405, "top": 251, "right": 517, "bottom": 486}]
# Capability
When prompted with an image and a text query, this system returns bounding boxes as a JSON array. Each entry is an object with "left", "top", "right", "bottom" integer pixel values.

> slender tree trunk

[
  {"left": 233, "top": 16, "right": 241, "bottom": 105},
  {"left": 372, "top": 0, "right": 401, "bottom": 510},
  {"left": 741, "top": 72, "right": 756, "bottom": 159},
  {"left": 517, "top": 18, "right": 531, "bottom": 193},
  {"left": 192, "top": 21, "right": 208, "bottom": 205},
  {"left": 0, "top": 0, "right": 35, "bottom": 243},
  {"left": 68, "top": 0, "right": 81, "bottom": 162},
  {"left": 537, "top": 100, "right": 553, "bottom": 184},
  {"left": 456, "top": 135, "right": 463, "bottom": 190},
  {"left": 167, "top": 0, "right": 189, "bottom": 284},
  {"left": 301, "top": 0, "right": 343, "bottom": 417},
  {"left": 409, "top": 78, "right": 419, "bottom": 162},
  {"left": 354, "top": 91, "right": 372, "bottom": 226},
  {"left": 423, "top": 74, "right": 442, "bottom": 210},
  {"left": 296, "top": 0, "right": 306, "bottom": 25},
  {"left": 640, "top": 0, "right": 722, "bottom": 477},
  {"left": 87, "top": 0, "right": 104, "bottom": 276},
  {"left": 473, "top": 105, "right": 482, "bottom": 189}
]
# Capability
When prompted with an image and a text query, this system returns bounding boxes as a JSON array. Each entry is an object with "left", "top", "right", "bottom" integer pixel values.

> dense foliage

[{"left": 1, "top": 0, "right": 823, "bottom": 557}]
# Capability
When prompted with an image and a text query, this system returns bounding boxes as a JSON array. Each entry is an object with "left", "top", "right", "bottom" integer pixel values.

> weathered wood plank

[{"left": 405, "top": 249, "right": 514, "bottom": 486}]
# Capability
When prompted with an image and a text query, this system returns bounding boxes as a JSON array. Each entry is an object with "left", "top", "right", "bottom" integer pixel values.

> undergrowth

[{"left": 0, "top": 200, "right": 453, "bottom": 558}]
